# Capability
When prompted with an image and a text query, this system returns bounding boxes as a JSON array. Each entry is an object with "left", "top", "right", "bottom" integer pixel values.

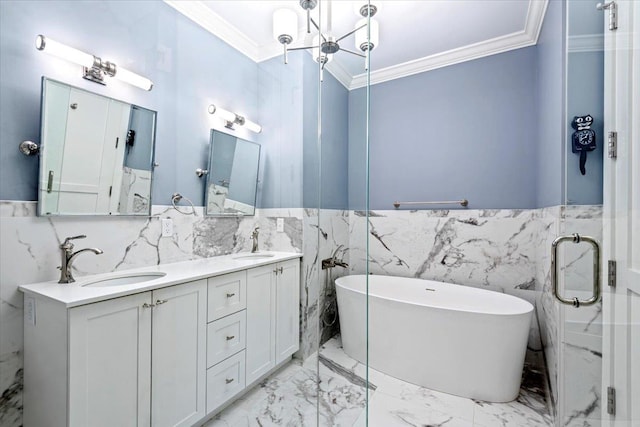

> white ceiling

[{"left": 164, "top": 0, "right": 548, "bottom": 90}]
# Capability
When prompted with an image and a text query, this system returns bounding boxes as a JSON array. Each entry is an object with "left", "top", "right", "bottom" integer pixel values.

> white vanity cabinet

[
  {"left": 246, "top": 259, "right": 300, "bottom": 385},
  {"left": 25, "top": 279, "right": 207, "bottom": 427},
  {"left": 21, "top": 253, "right": 301, "bottom": 427}
]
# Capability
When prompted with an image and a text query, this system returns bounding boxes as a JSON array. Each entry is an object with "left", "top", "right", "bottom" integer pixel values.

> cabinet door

[
  {"left": 151, "top": 279, "right": 207, "bottom": 427},
  {"left": 275, "top": 259, "right": 300, "bottom": 364},
  {"left": 69, "top": 292, "right": 152, "bottom": 427},
  {"left": 246, "top": 264, "right": 276, "bottom": 385}
]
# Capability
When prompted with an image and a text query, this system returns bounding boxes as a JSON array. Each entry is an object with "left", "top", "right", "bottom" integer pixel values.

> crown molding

[
  {"left": 349, "top": 0, "right": 548, "bottom": 89},
  {"left": 166, "top": 0, "right": 549, "bottom": 91},
  {"left": 164, "top": 0, "right": 261, "bottom": 62},
  {"left": 568, "top": 34, "right": 604, "bottom": 53},
  {"left": 324, "top": 59, "right": 353, "bottom": 89}
]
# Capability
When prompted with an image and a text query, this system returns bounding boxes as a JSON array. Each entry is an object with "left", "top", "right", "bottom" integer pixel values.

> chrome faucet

[
  {"left": 250, "top": 227, "right": 260, "bottom": 253},
  {"left": 58, "top": 235, "right": 103, "bottom": 284},
  {"left": 321, "top": 244, "right": 349, "bottom": 270}
]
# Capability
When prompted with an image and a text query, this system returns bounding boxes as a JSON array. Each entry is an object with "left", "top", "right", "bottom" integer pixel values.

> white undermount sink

[
  {"left": 232, "top": 253, "right": 276, "bottom": 260},
  {"left": 81, "top": 272, "right": 167, "bottom": 287}
]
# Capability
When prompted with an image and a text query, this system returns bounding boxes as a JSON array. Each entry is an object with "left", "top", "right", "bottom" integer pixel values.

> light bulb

[
  {"left": 355, "top": 18, "right": 379, "bottom": 52},
  {"left": 242, "top": 118, "right": 262, "bottom": 134},
  {"left": 114, "top": 66, "right": 153, "bottom": 91},
  {"left": 208, "top": 104, "right": 236, "bottom": 123},
  {"left": 35, "top": 35, "right": 95, "bottom": 68},
  {"left": 273, "top": 9, "right": 298, "bottom": 44}
]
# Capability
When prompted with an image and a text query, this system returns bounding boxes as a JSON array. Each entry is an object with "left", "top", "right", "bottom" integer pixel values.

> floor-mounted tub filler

[{"left": 336, "top": 274, "right": 534, "bottom": 402}]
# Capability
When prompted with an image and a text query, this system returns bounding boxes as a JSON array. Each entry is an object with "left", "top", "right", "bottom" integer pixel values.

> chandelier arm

[
  {"left": 335, "top": 23, "right": 367, "bottom": 44},
  {"left": 309, "top": 17, "right": 326, "bottom": 42},
  {"left": 341, "top": 48, "right": 367, "bottom": 58},
  {"left": 287, "top": 45, "right": 318, "bottom": 51}
]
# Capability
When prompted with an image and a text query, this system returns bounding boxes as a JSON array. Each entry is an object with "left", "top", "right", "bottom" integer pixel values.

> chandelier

[{"left": 273, "top": 1, "right": 380, "bottom": 74}]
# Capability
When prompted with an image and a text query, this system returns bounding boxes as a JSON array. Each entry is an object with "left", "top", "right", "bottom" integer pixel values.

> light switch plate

[
  {"left": 276, "top": 218, "right": 284, "bottom": 232},
  {"left": 161, "top": 218, "right": 173, "bottom": 237}
]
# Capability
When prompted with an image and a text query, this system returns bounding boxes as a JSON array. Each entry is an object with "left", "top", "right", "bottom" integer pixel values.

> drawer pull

[
  {"left": 226, "top": 292, "right": 235, "bottom": 298},
  {"left": 225, "top": 378, "right": 234, "bottom": 384},
  {"left": 142, "top": 302, "right": 155, "bottom": 308},
  {"left": 226, "top": 335, "right": 235, "bottom": 341},
  {"left": 155, "top": 299, "right": 168, "bottom": 306}
]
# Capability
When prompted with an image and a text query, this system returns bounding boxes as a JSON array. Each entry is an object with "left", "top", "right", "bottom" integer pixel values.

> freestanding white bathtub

[{"left": 335, "top": 275, "right": 533, "bottom": 402}]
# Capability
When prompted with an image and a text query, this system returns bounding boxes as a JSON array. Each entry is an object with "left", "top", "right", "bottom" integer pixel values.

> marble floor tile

[
  {"left": 355, "top": 392, "right": 474, "bottom": 427},
  {"left": 205, "top": 335, "right": 553, "bottom": 427}
]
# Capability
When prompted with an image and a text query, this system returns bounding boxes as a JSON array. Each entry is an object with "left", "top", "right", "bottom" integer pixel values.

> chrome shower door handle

[{"left": 551, "top": 233, "right": 601, "bottom": 307}]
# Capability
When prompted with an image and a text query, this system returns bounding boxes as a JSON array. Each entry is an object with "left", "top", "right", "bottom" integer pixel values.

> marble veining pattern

[
  {"left": 0, "top": 202, "right": 304, "bottom": 426},
  {"left": 1, "top": 202, "right": 604, "bottom": 427},
  {"left": 349, "top": 209, "right": 540, "bottom": 293},
  {"left": 206, "top": 336, "right": 553, "bottom": 427}
]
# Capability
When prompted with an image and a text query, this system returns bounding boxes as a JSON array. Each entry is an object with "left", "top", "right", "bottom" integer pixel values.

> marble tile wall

[
  {"left": 0, "top": 201, "right": 303, "bottom": 427},
  {"left": 535, "top": 206, "right": 563, "bottom": 418},
  {"left": 533, "top": 205, "right": 603, "bottom": 427},
  {"left": 348, "top": 209, "right": 540, "bottom": 293},
  {"left": 0, "top": 202, "right": 603, "bottom": 427},
  {"left": 559, "top": 205, "right": 603, "bottom": 427}
]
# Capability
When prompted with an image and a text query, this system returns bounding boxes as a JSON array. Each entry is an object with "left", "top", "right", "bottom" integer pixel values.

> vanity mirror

[
  {"left": 38, "top": 78, "right": 157, "bottom": 216},
  {"left": 204, "top": 130, "right": 260, "bottom": 216}
]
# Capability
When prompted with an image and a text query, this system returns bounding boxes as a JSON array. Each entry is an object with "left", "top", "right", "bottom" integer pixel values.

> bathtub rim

[{"left": 335, "top": 274, "right": 534, "bottom": 316}]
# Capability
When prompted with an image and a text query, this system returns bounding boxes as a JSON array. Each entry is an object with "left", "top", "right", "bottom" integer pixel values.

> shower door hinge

[
  {"left": 608, "top": 131, "right": 617, "bottom": 159},
  {"left": 607, "top": 386, "right": 616, "bottom": 415},
  {"left": 597, "top": 1, "right": 618, "bottom": 31},
  {"left": 608, "top": 260, "right": 617, "bottom": 287}
]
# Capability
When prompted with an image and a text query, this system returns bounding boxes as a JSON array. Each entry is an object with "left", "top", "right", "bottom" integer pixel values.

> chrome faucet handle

[{"left": 61, "top": 235, "right": 86, "bottom": 248}]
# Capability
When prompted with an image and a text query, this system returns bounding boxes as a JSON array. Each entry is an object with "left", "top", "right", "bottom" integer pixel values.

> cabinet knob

[
  {"left": 155, "top": 299, "right": 168, "bottom": 305},
  {"left": 226, "top": 293, "right": 235, "bottom": 298},
  {"left": 142, "top": 302, "right": 155, "bottom": 308},
  {"left": 225, "top": 378, "right": 234, "bottom": 384},
  {"left": 226, "top": 335, "right": 235, "bottom": 341}
]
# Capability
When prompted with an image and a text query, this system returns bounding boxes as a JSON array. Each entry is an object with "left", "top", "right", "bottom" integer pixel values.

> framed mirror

[
  {"left": 38, "top": 78, "right": 157, "bottom": 216},
  {"left": 205, "top": 130, "right": 260, "bottom": 216}
]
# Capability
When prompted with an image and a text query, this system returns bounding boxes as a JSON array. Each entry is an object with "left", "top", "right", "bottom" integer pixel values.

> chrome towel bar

[
  {"left": 551, "top": 233, "right": 601, "bottom": 307},
  {"left": 393, "top": 199, "right": 468, "bottom": 208}
]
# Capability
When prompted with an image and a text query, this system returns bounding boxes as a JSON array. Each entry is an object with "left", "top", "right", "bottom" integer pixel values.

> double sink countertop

[{"left": 19, "top": 251, "right": 302, "bottom": 308}]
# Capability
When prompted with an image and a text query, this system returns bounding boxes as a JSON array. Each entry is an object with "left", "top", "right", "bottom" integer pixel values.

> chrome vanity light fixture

[
  {"left": 35, "top": 35, "right": 153, "bottom": 91},
  {"left": 273, "top": 1, "right": 380, "bottom": 73},
  {"left": 207, "top": 104, "right": 262, "bottom": 134}
]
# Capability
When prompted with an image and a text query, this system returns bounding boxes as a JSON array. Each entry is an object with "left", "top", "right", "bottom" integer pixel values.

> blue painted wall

[
  {"left": 320, "top": 68, "right": 349, "bottom": 210},
  {"left": 350, "top": 46, "right": 539, "bottom": 210},
  {"left": 303, "top": 57, "right": 350, "bottom": 210},
  {"left": 565, "top": 0, "right": 604, "bottom": 205},
  {"left": 0, "top": 0, "right": 308, "bottom": 209},
  {"left": 535, "top": 0, "right": 566, "bottom": 207},
  {"left": 257, "top": 54, "right": 304, "bottom": 209}
]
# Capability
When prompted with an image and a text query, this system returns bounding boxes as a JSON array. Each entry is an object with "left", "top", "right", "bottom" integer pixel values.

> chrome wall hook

[{"left": 19, "top": 140, "right": 39, "bottom": 156}]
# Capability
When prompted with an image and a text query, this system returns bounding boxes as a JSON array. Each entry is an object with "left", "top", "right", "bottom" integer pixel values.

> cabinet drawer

[
  {"left": 207, "top": 311, "right": 246, "bottom": 368},
  {"left": 208, "top": 272, "right": 246, "bottom": 321},
  {"left": 206, "top": 350, "right": 246, "bottom": 414}
]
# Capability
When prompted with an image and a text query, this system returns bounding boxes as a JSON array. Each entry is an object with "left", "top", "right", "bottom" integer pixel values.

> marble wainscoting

[
  {"left": 534, "top": 205, "right": 603, "bottom": 427},
  {"left": 348, "top": 209, "right": 539, "bottom": 292},
  {"left": 535, "top": 205, "right": 563, "bottom": 418},
  {"left": 559, "top": 205, "right": 603, "bottom": 427},
  {"left": 297, "top": 209, "right": 350, "bottom": 361},
  {"left": 0, "top": 201, "right": 303, "bottom": 427},
  {"left": 347, "top": 208, "right": 543, "bottom": 351}
]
